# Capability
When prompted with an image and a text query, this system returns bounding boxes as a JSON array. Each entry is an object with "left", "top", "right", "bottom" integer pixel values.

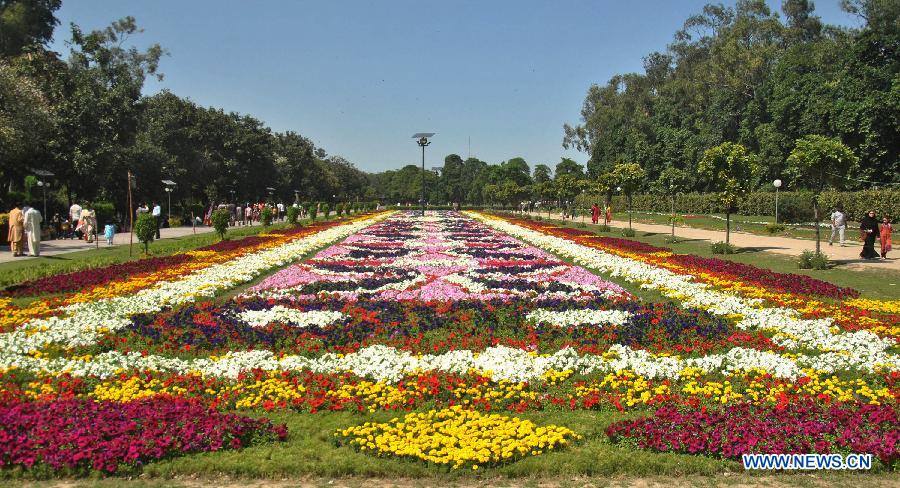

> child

[
  {"left": 104, "top": 223, "right": 116, "bottom": 246},
  {"left": 880, "top": 216, "right": 892, "bottom": 259}
]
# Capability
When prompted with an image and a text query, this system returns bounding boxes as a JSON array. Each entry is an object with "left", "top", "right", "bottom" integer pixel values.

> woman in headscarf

[{"left": 859, "top": 210, "right": 880, "bottom": 259}]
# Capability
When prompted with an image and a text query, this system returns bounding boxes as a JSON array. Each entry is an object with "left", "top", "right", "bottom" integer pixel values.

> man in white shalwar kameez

[{"left": 24, "top": 206, "right": 43, "bottom": 256}]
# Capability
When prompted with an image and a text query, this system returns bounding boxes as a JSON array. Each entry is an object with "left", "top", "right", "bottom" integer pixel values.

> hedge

[{"left": 575, "top": 189, "right": 900, "bottom": 223}]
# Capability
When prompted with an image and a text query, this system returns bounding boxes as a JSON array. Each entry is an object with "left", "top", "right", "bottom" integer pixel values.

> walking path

[
  {"left": 527, "top": 211, "right": 900, "bottom": 272},
  {"left": 0, "top": 225, "right": 217, "bottom": 264}
]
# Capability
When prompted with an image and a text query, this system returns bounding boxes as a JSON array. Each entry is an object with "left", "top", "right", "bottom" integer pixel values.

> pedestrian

[
  {"left": 51, "top": 213, "right": 61, "bottom": 239},
  {"left": 7, "top": 202, "right": 25, "bottom": 257},
  {"left": 68, "top": 202, "right": 82, "bottom": 239},
  {"left": 859, "top": 210, "right": 880, "bottom": 260},
  {"left": 104, "top": 223, "right": 116, "bottom": 246},
  {"left": 591, "top": 203, "right": 600, "bottom": 224},
  {"left": 605, "top": 203, "right": 612, "bottom": 225},
  {"left": 151, "top": 202, "right": 162, "bottom": 239},
  {"left": 235, "top": 204, "right": 243, "bottom": 226},
  {"left": 880, "top": 215, "right": 893, "bottom": 260},
  {"left": 244, "top": 203, "right": 252, "bottom": 226},
  {"left": 24, "top": 206, "right": 42, "bottom": 256},
  {"left": 829, "top": 205, "right": 847, "bottom": 246}
]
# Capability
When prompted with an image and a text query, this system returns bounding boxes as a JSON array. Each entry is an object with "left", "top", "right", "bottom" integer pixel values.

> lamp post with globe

[{"left": 773, "top": 179, "right": 782, "bottom": 224}]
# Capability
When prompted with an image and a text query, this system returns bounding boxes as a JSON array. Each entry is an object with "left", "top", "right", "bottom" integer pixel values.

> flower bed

[
  {"left": 0, "top": 397, "right": 286, "bottom": 473},
  {"left": 0, "top": 210, "right": 897, "bottom": 473},
  {"left": 335, "top": 405, "right": 580, "bottom": 469},
  {"left": 606, "top": 400, "right": 898, "bottom": 464}
]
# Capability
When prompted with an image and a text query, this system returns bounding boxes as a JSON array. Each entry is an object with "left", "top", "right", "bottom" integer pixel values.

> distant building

[{"left": 431, "top": 166, "right": 443, "bottom": 175}]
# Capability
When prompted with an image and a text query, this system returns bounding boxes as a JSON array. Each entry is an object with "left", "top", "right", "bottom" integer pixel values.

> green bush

[
  {"left": 336, "top": 203, "right": 345, "bottom": 217},
  {"left": 798, "top": 250, "right": 830, "bottom": 270},
  {"left": 321, "top": 203, "right": 331, "bottom": 218},
  {"left": 711, "top": 241, "right": 738, "bottom": 254},
  {"left": 168, "top": 216, "right": 183, "bottom": 228},
  {"left": 596, "top": 224, "right": 610, "bottom": 232},
  {"left": 286, "top": 206, "right": 300, "bottom": 225},
  {"left": 260, "top": 206, "right": 274, "bottom": 226},
  {"left": 765, "top": 223, "right": 787, "bottom": 235},
  {"left": 576, "top": 222, "right": 587, "bottom": 228},
  {"left": 133, "top": 213, "right": 156, "bottom": 253},
  {"left": 621, "top": 228, "right": 636, "bottom": 238},
  {"left": 91, "top": 201, "right": 116, "bottom": 227},
  {"left": 211, "top": 209, "right": 231, "bottom": 240}
]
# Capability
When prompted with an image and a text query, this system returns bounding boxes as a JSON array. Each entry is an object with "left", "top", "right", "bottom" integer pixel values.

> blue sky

[{"left": 48, "top": 1, "right": 858, "bottom": 173}]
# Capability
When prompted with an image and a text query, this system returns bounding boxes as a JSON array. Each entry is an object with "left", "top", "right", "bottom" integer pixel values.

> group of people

[
  {"left": 590, "top": 202, "right": 613, "bottom": 225},
  {"left": 829, "top": 206, "right": 892, "bottom": 260},
  {"left": 5, "top": 203, "right": 42, "bottom": 257},
  {"left": 62, "top": 202, "right": 99, "bottom": 242},
  {"left": 205, "top": 201, "right": 290, "bottom": 227}
]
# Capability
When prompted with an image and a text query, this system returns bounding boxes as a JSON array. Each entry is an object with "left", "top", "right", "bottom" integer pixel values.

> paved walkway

[
  {"left": 0, "top": 225, "right": 219, "bottom": 264},
  {"left": 526, "top": 211, "right": 899, "bottom": 272}
]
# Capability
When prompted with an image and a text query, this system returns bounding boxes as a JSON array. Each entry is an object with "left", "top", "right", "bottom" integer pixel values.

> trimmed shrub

[
  {"left": 321, "top": 203, "right": 331, "bottom": 218},
  {"left": 260, "top": 206, "right": 274, "bottom": 226},
  {"left": 211, "top": 209, "right": 231, "bottom": 240},
  {"left": 91, "top": 201, "right": 116, "bottom": 228},
  {"left": 168, "top": 216, "right": 183, "bottom": 228},
  {"left": 765, "top": 223, "right": 787, "bottom": 235},
  {"left": 133, "top": 213, "right": 156, "bottom": 254},
  {"left": 799, "top": 250, "right": 830, "bottom": 270},
  {"left": 621, "top": 228, "right": 636, "bottom": 237},
  {"left": 711, "top": 241, "right": 737, "bottom": 254},
  {"left": 286, "top": 206, "right": 300, "bottom": 225}
]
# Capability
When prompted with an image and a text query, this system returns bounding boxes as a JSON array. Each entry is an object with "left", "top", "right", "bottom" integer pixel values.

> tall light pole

[
  {"left": 413, "top": 133, "right": 434, "bottom": 216},
  {"left": 162, "top": 180, "right": 176, "bottom": 221},
  {"left": 773, "top": 179, "right": 782, "bottom": 224}
]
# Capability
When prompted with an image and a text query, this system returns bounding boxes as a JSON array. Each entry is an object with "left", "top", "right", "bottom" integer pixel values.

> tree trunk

[
  {"left": 628, "top": 195, "right": 633, "bottom": 230},
  {"left": 670, "top": 195, "right": 676, "bottom": 238},
  {"left": 726, "top": 212, "right": 731, "bottom": 244},
  {"left": 814, "top": 197, "right": 821, "bottom": 254}
]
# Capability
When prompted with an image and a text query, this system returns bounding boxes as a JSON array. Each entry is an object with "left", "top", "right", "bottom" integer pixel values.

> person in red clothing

[
  {"left": 591, "top": 203, "right": 600, "bottom": 224},
  {"left": 880, "top": 215, "right": 893, "bottom": 259}
]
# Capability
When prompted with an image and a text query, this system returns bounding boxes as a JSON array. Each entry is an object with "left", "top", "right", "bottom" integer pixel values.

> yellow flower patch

[{"left": 336, "top": 406, "right": 580, "bottom": 469}]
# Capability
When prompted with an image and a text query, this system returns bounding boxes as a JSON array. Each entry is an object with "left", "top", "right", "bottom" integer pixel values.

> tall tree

[
  {"left": 697, "top": 142, "right": 759, "bottom": 244},
  {"left": 0, "top": 0, "right": 61, "bottom": 57},
  {"left": 786, "top": 135, "right": 858, "bottom": 254}
]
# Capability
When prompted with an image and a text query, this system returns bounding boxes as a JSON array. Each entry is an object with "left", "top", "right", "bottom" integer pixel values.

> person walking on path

[
  {"left": 880, "top": 216, "right": 893, "bottom": 259},
  {"left": 860, "top": 210, "right": 881, "bottom": 259},
  {"left": 24, "top": 206, "right": 42, "bottom": 256},
  {"left": 151, "top": 202, "right": 162, "bottom": 239},
  {"left": 591, "top": 203, "right": 600, "bottom": 224},
  {"left": 7, "top": 203, "right": 25, "bottom": 257},
  {"left": 604, "top": 203, "right": 612, "bottom": 225},
  {"left": 829, "top": 206, "right": 847, "bottom": 246},
  {"left": 68, "top": 202, "right": 82, "bottom": 239}
]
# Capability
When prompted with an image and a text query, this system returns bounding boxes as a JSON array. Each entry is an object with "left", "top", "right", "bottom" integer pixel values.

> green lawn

[
  {"left": 6, "top": 409, "right": 892, "bottom": 485},
  {"left": 565, "top": 210, "right": 842, "bottom": 242},
  {"left": 539, "top": 217, "right": 900, "bottom": 300},
  {"left": 0, "top": 216, "right": 347, "bottom": 291}
]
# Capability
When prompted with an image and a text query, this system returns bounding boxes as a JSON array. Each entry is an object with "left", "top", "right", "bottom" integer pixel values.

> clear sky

[{"left": 47, "top": 1, "right": 858, "bottom": 173}]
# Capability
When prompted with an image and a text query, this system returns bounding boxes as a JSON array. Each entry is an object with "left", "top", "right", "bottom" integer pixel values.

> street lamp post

[
  {"left": 413, "top": 133, "right": 434, "bottom": 216},
  {"left": 162, "top": 180, "right": 177, "bottom": 222},
  {"left": 773, "top": 179, "right": 782, "bottom": 224},
  {"left": 36, "top": 181, "right": 47, "bottom": 224}
]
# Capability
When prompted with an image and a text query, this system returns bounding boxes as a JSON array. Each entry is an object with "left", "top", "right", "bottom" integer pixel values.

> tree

[
  {"left": 440, "top": 154, "right": 466, "bottom": 205},
  {"left": 786, "top": 135, "right": 858, "bottom": 253},
  {"left": 0, "top": 0, "right": 61, "bottom": 57},
  {"left": 532, "top": 164, "right": 552, "bottom": 185},
  {"left": 656, "top": 167, "right": 690, "bottom": 239},
  {"left": 554, "top": 158, "right": 584, "bottom": 178},
  {"left": 610, "top": 162, "right": 646, "bottom": 230},
  {"left": 0, "top": 61, "right": 51, "bottom": 198},
  {"left": 698, "top": 143, "right": 760, "bottom": 244}
]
